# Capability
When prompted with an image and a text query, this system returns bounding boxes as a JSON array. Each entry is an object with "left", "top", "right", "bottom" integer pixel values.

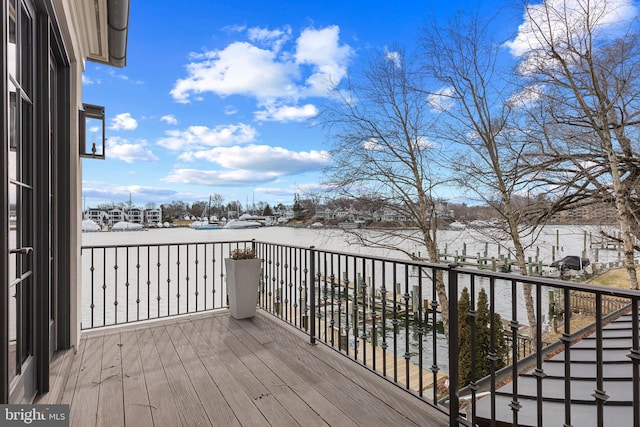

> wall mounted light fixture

[{"left": 79, "top": 103, "right": 106, "bottom": 159}]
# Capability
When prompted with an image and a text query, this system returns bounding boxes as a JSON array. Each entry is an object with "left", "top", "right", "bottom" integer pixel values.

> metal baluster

[
  {"left": 404, "top": 264, "right": 410, "bottom": 390},
  {"left": 534, "top": 282, "right": 546, "bottom": 427},
  {"left": 509, "top": 278, "right": 521, "bottom": 425},
  {"left": 380, "top": 261, "right": 387, "bottom": 376},
  {"left": 469, "top": 273, "right": 477, "bottom": 422},
  {"left": 630, "top": 300, "right": 640, "bottom": 427},
  {"left": 309, "top": 246, "right": 316, "bottom": 345},
  {"left": 563, "top": 287, "right": 572, "bottom": 427},
  {"left": 114, "top": 247, "right": 119, "bottom": 325},
  {"left": 448, "top": 264, "right": 460, "bottom": 427},
  {"left": 361, "top": 257, "right": 367, "bottom": 366},
  {"left": 416, "top": 263, "right": 422, "bottom": 396},
  {"left": 593, "top": 293, "right": 608, "bottom": 427},
  {"left": 392, "top": 262, "right": 398, "bottom": 383}
]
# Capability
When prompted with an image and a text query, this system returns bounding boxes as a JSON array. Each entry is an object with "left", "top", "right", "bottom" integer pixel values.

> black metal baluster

[
  {"left": 534, "top": 282, "right": 546, "bottom": 427},
  {"left": 415, "top": 263, "right": 421, "bottom": 393},
  {"left": 135, "top": 246, "right": 140, "bottom": 322},
  {"left": 177, "top": 245, "right": 181, "bottom": 314},
  {"left": 430, "top": 268, "right": 441, "bottom": 405},
  {"left": 309, "top": 246, "right": 316, "bottom": 345},
  {"left": 114, "top": 247, "right": 119, "bottom": 325},
  {"left": 156, "top": 246, "right": 161, "bottom": 318},
  {"left": 509, "top": 278, "right": 521, "bottom": 425},
  {"left": 322, "top": 252, "right": 328, "bottom": 344},
  {"left": 337, "top": 255, "right": 343, "bottom": 352},
  {"left": 194, "top": 243, "right": 199, "bottom": 312},
  {"left": 90, "top": 248, "right": 95, "bottom": 328},
  {"left": 563, "top": 287, "right": 572, "bottom": 427},
  {"left": 404, "top": 264, "right": 410, "bottom": 390},
  {"left": 489, "top": 276, "right": 497, "bottom": 425},
  {"left": 469, "top": 273, "right": 478, "bottom": 422},
  {"left": 125, "top": 246, "right": 130, "bottom": 323},
  {"left": 344, "top": 256, "right": 351, "bottom": 357},
  {"left": 166, "top": 245, "right": 171, "bottom": 317},
  {"left": 392, "top": 262, "right": 398, "bottom": 383},
  {"left": 630, "top": 299, "right": 640, "bottom": 427},
  {"left": 448, "top": 264, "right": 460, "bottom": 427},
  {"left": 146, "top": 246, "right": 150, "bottom": 321},
  {"left": 361, "top": 257, "right": 367, "bottom": 366},
  {"left": 593, "top": 293, "right": 608, "bottom": 427},
  {"left": 380, "top": 261, "right": 387, "bottom": 377}
]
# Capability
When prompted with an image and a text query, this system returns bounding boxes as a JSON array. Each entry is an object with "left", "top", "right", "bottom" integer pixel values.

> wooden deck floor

[{"left": 57, "top": 311, "right": 449, "bottom": 426}]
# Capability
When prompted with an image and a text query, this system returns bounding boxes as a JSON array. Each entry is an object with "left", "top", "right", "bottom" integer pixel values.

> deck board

[{"left": 60, "top": 311, "right": 449, "bottom": 427}]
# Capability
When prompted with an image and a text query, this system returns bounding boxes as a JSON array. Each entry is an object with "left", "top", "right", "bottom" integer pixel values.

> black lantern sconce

[{"left": 79, "top": 103, "right": 106, "bottom": 159}]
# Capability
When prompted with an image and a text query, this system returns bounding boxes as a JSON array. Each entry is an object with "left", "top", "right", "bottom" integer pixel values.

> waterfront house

[
  {"left": 126, "top": 207, "right": 144, "bottom": 224},
  {"left": 108, "top": 207, "right": 128, "bottom": 225},
  {"left": 84, "top": 208, "right": 107, "bottom": 225},
  {"left": 144, "top": 207, "right": 162, "bottom": 225}
]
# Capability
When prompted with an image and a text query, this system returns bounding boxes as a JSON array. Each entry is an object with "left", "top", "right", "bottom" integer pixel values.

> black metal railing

[{"left": 81, "top": 239, "right": 640, "bottom": 427}]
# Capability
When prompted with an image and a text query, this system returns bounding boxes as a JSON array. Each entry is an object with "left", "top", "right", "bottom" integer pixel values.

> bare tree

[
  {"left": 418, "top": 11, "right": 540, "bottom": 337},
  {"left": 515, "top": 0, "right": 640, "bottom": 289},
  {"left": 322, "top": 46, "right": 451, "bottom": 336}
]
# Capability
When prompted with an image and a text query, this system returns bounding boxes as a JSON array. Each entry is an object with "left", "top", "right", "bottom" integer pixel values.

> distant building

[
  {"left": 127, "top": 207, "right": 144, "bottom": 224},
  {"left": 108, "top": 208, "right": 128, "bottom": 225},
  {"left": 85, "top": 208, "right": 107, "bottom": 224},
  {"left": 145, "top": 208, "right": 162, "bottom": 225}
]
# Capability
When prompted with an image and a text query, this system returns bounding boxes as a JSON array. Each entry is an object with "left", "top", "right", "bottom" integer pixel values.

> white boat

[
  {"left": 310, "top": 222, "right": 323, "bottom": 229},
  {"left": 111, "top": 221, "right": 143, "bottom": 231},
  {"left": 82, "top": 219, "right": 101, "bottom": 232},
  {"left": 190, "top": 220, "right": 222, "bottom": 230},
  {"left": 223, "top": 219, "right": 262, "bottom": 229}
]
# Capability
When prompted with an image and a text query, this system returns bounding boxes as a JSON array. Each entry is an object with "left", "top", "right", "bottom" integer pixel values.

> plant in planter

[{"left": 225, "top": 247, "right": 262, "bottom": 319}]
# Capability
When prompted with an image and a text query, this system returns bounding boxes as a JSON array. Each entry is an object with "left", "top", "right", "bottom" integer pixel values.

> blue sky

[{"left": 80, "top": 0, "right": 637, "bottom": 210}]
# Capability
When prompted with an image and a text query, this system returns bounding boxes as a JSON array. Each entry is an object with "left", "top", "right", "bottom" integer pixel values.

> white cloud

[
  {"left": 506, "top": 0, "right": 637, "bottom": 62},
  {"left": 106, "top": 136, "right": 159, "bottom": 163},
  {"left": 224, "top": 105, "right": 238, "bottom": 115},
  {"left": 161, "top": 115, "right": 178, "bottom": 125},
  {"left": 428, "top": 86, "right": 456, "bottom": 112},
  {"left": 254, "top": 102, "right": 318, "bottom": 122},
  {"left": 506, "top": 85, "right": 544, "bottom": 108},
  {"left": 385, "top": 48, "right": 401, "bottom": 68},
  {"left": 363, "top": 138, "right": 380, "bottom": 151},
  {"left": 163, "top": 168, "right": 282, "bottom": 186},
  {"left": 164, "top": 145, "right": 329, "bottom": 187},
  {"left": 294, "top": 25, "right": 353, "bottom": 96},
  {"left": 247, "top": 25, "right": 292, "bottom": 52},
  {"left": 171, "top": 41, "right": 297, "bottom": 103},
  {"left": 110, "top": 113, "right": 138, "bottom": 131},
  {"left": 178, "top": 144, "right": 330, "bottom": 174},
  {"left": 157, "top": 123, "right": 258, "bottom": 151},
  {"left": 82, "top": 75, "right": 97, "bottom": 85},
  {"left": 170, "top": 25, "right": 353, "bottom": 122}
]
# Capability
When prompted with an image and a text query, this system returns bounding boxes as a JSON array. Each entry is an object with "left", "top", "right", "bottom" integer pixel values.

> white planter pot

[{"left": 225, "top": 258, "right": 261, "bottom": 319}]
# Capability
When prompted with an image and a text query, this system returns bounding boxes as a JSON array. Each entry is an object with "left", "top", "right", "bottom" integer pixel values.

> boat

[
  {"left": 550, "top": 255, "right": 590, "bottom": 271},
  {"left": 82, "top": 219, "right": 101, "bottom": 232},
  {"left": 190, "top": 220, "right": 222, "bottom": 230},
  {"left": 223, "top": 219, "right": 263, "bottom": 229},
  {"left": 191, "top": 196, "right": 226, "bottom": 229},
  {"left": 111, "top": 221, "right": 143, "bottom": 231}
]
